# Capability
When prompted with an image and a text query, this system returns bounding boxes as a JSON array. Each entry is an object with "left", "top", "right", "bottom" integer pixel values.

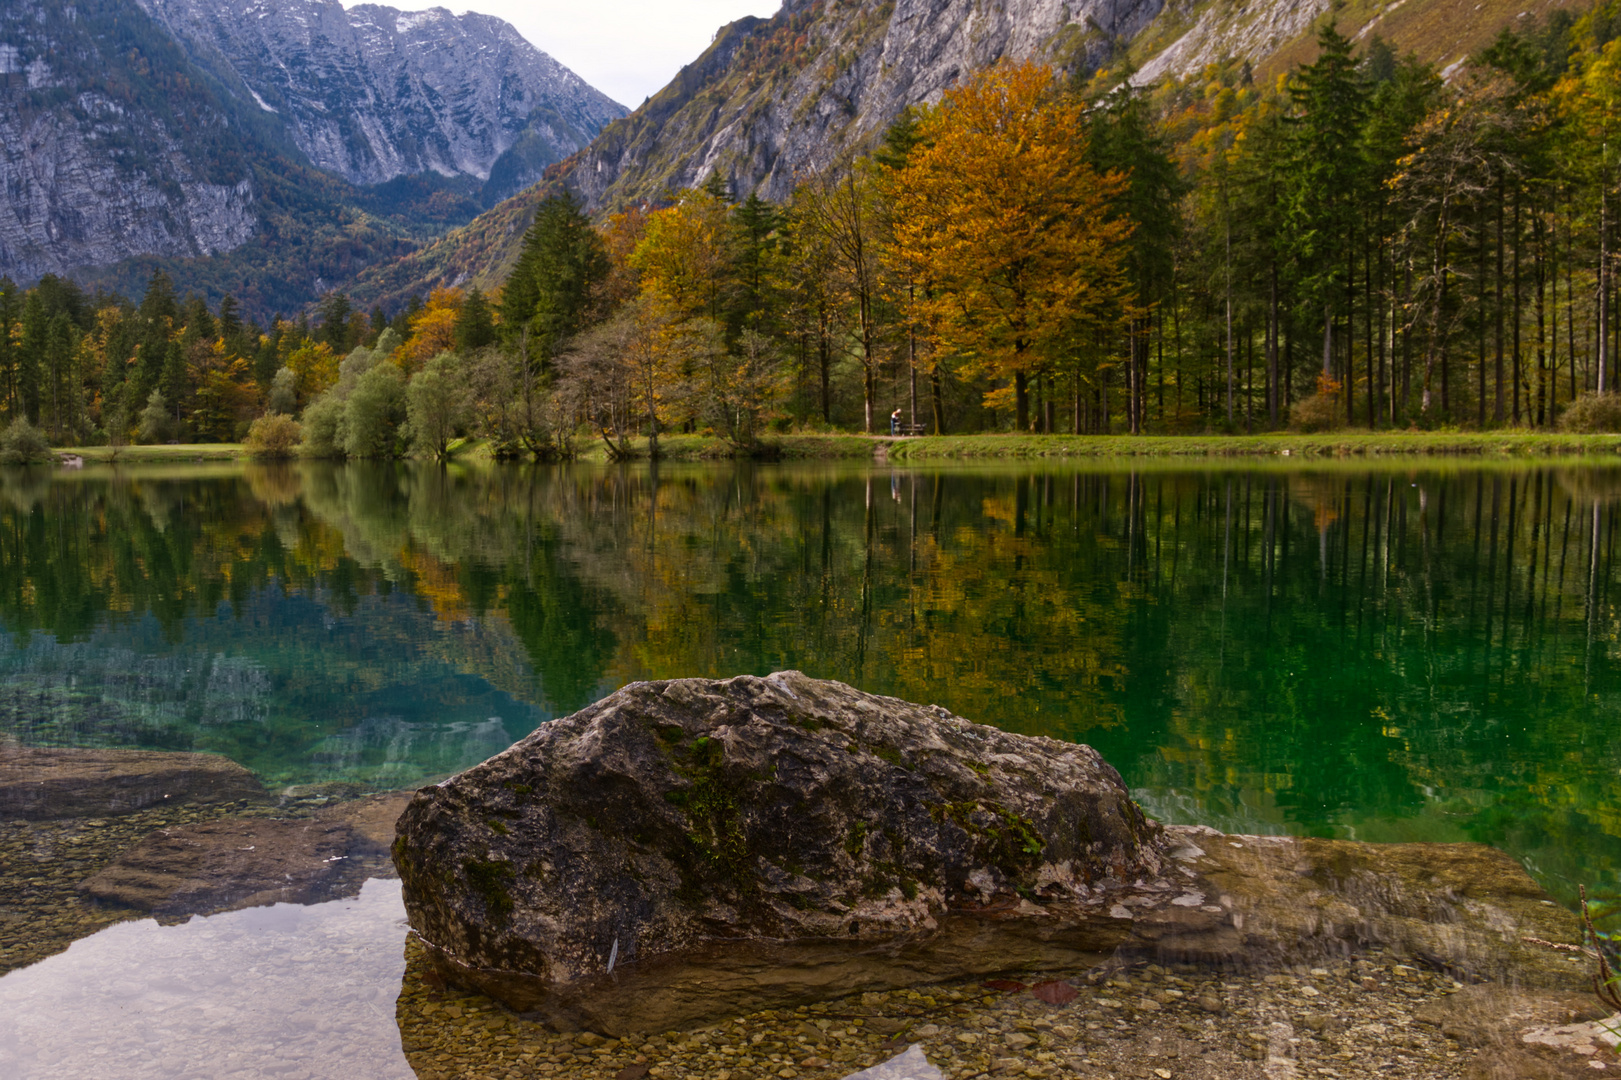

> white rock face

[
  {"left": 0, "top": 0, "right": 624, "bottom": 283},
  {"left": 0, "top": 94, "right": 258, "bottom": 284},
  {"left": 1133, "top": 0, "right": 1333, "bottom": 85},
  {"left": 135, "top": 0, "right": 626, "bottom": 188},
  {"left": 570, "top": 0, "right": 1165, "bottom": 208}
]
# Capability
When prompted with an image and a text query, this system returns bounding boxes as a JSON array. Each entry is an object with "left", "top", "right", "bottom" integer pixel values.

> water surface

[
  {"left": 0, "top": 878, "right": 411, "bottom": 1079},
  {"left": 2, "top": 459, "right": 1619, "bottom": 912}
]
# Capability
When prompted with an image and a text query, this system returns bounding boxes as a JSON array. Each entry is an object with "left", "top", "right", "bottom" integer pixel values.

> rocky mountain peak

[
  {"left": 134, "top": 0, "right": 626, "bottom": 193},
  {"left": 565, "top": 0, "right": 1165, "bottom": 210}
]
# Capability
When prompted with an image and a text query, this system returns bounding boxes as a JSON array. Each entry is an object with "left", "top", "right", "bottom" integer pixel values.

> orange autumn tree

[
  {"left": 889, "top": 60, "right": 1135, "bottom": 430},
  {"left": 395, "top": 288, "right": 463, "bottom": 374}
]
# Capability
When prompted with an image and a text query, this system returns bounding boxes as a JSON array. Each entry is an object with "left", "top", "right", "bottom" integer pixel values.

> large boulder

[
  {"left": 394, "top": 673, "right": 1588, "bottom": 1035},
  {"left": 0, "top": 745, "right": 267, "bottom": 819},
  {"left": 393, "top": 672, "right": 1172, "bottom": 1033}
]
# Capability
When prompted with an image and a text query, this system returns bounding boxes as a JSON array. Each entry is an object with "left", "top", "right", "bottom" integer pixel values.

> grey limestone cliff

[
  {"left": 567, "top": 0, "right": 1165, "bottom": 210},
  {"left": 0, "top": 0, "right": 262, "bottom": 283},
  {"left": 0, "top": 0, "right": 624, "bottom": 286},
  {"left": 135, "top": 0, "right": 626, "bottom": 195}
]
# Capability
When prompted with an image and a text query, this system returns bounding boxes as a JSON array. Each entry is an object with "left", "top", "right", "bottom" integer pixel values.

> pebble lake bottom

[{"left": 0, "top": 859, "right": 1588, "bottom": 1079}]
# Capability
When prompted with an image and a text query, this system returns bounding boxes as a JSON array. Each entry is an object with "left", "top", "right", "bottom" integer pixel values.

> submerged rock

[
  {"left": 1141, "top": 827, "right": 1587, "bottom": 990},
  {"left": 79, "top": 792, "right": 414, "bottom": 918},
  {"left": 0, "top": 745, "right": 267, "bottom": 820},
  {"left": 393, "top": 673, "right": 1588, "bottom": 1035},
  {"left": 80, "top": 817, "right": 353, "bottom": 917},
  {"left": 394, "top": 672, "right": 1169, "bottom": 1033}
]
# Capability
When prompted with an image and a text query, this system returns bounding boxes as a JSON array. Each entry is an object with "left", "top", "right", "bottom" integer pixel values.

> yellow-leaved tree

[
  {"left": 395, "top": 288, "right": 463, "bottom": 375},
  {"left": 630, "top": 189, "right": 732, "bottom": 322},
  {"left": 890, "top": 60, "right": 1135, "bottom": 430}
]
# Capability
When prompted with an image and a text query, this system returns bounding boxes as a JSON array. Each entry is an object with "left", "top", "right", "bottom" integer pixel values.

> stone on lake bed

[
  {"left": 81, "top": 793, "right": 415, "bottom": 918},
  {"left": 392, "top": 672, "right": 1587, "bottom": 1035},
  {"left": 81, "top": 817, "right": 351, "bottom": 917},
  {"left": 0, "top": 744, "right": 267, "bottom": 819}
]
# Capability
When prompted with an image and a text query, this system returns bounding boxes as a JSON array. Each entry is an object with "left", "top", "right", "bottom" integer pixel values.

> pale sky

[{"left": 344, "top": 1, "right": 782, "bottom": 108}]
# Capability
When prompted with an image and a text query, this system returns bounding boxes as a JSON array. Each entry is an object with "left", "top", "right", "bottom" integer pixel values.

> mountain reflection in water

[{"left": 0, "top": 878, "right": 412, "bottom": 1079}]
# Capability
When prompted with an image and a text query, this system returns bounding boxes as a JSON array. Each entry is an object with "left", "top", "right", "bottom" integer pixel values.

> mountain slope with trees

[
  {"left": 348, "top": 0, "right": 1585, "bottom": 312},
  {"left": 0, "top": 0, "right": 622, "bottom": 314}
]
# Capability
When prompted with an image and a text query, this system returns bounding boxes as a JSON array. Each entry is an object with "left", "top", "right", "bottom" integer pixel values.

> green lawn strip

[
  {"left": 57, "top": 444, "right": 248, "bottom": 462},
  {"left": 572, "top": 434, "right": 875, "bottom": 462},
  {"left": 883, "top": 432, "right": 1621, "bottom": 460},
  {"left": 43, "top": 432, "right": 1621, "bottom": 467}
]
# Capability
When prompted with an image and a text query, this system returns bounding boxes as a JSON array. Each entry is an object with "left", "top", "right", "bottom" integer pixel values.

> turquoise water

[{"left": 2, "top": 459, "right": 1620, "bottom": 913}]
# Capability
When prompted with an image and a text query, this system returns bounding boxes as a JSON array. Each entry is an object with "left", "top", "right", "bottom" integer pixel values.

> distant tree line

[{"left": 5, "top": 1, "right": 1621, "bottom": 456}]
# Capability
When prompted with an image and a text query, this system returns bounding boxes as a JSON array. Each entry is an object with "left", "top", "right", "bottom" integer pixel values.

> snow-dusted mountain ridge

[{"left": 134, "top": 0, "right": 626, "bottom": 189}]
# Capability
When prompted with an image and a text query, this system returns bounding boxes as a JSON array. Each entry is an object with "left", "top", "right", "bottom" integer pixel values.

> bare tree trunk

[
  {"left": 1322, "top": 303, "right": 1334, "bottom": 382},
  {"left": 908, "top": 287, "right": 918, "bottom": 427},
  {"left": 1268, "top": 258, "right": 1279, "bottom": 427},
  {"left": 931, "top": 364, "right": 945, "bottom": 434},
  {"left": 1496, "top": 184, "right": 1506, "bottom": 419},
  {"left": 1422, "top": 223, "right": 1448, "bottom": 415},
  {"left": 1129, "top": 320, "right": 1140, "bottom": 435},
  {"left": 1513, "top": 194, "right": 1523, "bottom": 422},
  {"left": 1601, "top": 167, "right": 1611, "bottom": 394},
  {"left": 1225, "top": 219, "right": 1235, "bottom": 424},
  {"left": 1073, "top": 369, "right": 1082, "bottom": 434}
]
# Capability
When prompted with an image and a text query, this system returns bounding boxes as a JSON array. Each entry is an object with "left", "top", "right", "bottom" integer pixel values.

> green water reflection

[{"left": 2, "top": 460, "right": 1619, "bottom": 912}]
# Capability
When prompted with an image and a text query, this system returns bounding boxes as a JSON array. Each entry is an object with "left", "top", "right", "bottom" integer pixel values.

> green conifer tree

[{"left": 499, "top": 193, "right": 609, "bottom": 369}]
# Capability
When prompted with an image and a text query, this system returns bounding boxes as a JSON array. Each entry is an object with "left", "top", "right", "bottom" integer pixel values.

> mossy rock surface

[
  {"left": 393, "top": 673, "right": 1587, "bottom": 1035},
  {"left": 393, "top": 671, "right": 1168, "bottom": 1032}
]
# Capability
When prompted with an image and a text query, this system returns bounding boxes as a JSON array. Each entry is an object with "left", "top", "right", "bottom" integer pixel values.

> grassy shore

[
  {"left": 57, "top": 444, "right": 249, "bottom": 463},
  {"left": 882, "top": 430, "right": 1621, "bottom": 460},
  {"left": 45, "top": 430, "right": 1621, "bottom": 466},
  {"left": 569, "top": 433, "right": 875, "bottom": 462}
]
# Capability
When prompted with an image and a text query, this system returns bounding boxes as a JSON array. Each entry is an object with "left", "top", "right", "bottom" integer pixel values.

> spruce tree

[
  {"left": 135, "top": 271, "right": 177, "bottom": 400},
  {"left": 17, "top": 291, "right": 46, "bottom": 424},
  {"left": 1287, "top": 22, "right": 1371, "bottom": 381},
  {"left": 500, "top": 192, "right": 609, "bottom": 367},
  {"left": 731, "top": 194, "right": 785, "bottom": 335},
  {"left": 319, "top": 292, "right": 352, "bottom": 352},
  {"left": 0, "top": 278, "right": 18, "bottom": 422},
  {"left": 455, "top": 287, "right": 497, "bottom": 352}
]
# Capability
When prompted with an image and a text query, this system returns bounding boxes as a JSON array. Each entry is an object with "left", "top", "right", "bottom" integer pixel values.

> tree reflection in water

[{"left": 1, "top": 460, "right": 1620, "bottom": 916}]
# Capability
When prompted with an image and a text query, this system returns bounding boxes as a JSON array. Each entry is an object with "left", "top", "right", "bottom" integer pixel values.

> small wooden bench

[{"left": 895, "top": 423, "right": 929, "bottom": 436}]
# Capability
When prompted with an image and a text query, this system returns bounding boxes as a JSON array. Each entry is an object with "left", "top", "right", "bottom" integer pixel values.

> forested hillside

[
  {"left": 346, "top": 0, "right": 1582, "bottom": 311},
  {"left": 5, "top": 1, "right": 1620, "bottom": 452},
  {"left": 0, "top": 0, "right": 622, "bottom": 316}
]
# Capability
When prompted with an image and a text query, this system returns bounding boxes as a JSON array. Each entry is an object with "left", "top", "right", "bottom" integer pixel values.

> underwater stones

[
  {"left": 79, "top": 817, "right": 354, "bottom": 916},
  {"left": 78, "top": 793, "right": 415, "bottom": 918},
  {"left": 1141, "top": 828, "right": 1589, "bottom": 991},
  {"left": 0, "top": 745, "right": 268, "bottom": 820},
  {"left": 321, "top": 791, "right": 417, "bottom": 854},
  {"left": 394, "top": 674, "right": 1591, "bottom": 1036},
  {"left": 393, "top": 672, "right": 1170, "bottom": 1034}
]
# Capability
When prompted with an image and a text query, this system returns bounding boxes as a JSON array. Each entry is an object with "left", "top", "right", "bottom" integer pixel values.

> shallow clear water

[
  {"left": 0, "top": 877, "right": 411, "bottom": 1079},
  {"left": 2, "top": 458, "right": 1620, "bottom": 916}
]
